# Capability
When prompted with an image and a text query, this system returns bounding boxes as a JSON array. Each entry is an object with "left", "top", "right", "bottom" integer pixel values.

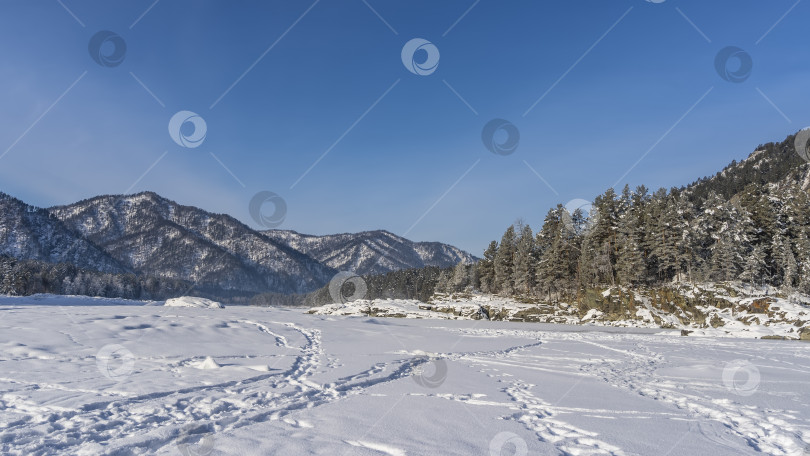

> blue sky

[{"left": 0, "top": 0, "right": 808, "bottom": 256}]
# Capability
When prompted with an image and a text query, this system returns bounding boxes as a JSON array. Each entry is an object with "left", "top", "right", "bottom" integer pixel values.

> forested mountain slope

[
  {"left": 48, "top": 192, "right": 336, "bottom": 294},
  {"left": 263, "top": 229, "right": 476, "bottom": 276},
  {"left": 0, "top": 192, "right": 126, "bottom": 274}
]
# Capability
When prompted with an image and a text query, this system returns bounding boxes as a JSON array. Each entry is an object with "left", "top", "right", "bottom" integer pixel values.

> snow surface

[{"left": 1, "top": 294, "right": 809, "bottom": 455}]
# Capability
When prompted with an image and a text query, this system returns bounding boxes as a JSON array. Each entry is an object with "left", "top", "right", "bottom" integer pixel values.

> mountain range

[
  {"left": 3, "top": 132, "right": 807, "bottom": 300},
  {"left": 263, "top": 229, "right": 474, "bottom": 276},
  {"left": 0, "top": 191, "right": 475, "bottom": 295}
]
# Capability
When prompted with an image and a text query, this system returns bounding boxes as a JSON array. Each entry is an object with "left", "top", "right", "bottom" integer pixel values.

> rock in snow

[{"left": 164, "top": 296, "right": 224, "bottom": 308}]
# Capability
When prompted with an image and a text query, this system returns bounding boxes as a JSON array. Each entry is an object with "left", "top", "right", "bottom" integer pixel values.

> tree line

[
  {"left": 436, "top": 180, "right": 810, "bottom": 299},
  {"left": 0, "top": 255, "right": 206, "bottom": 301}
]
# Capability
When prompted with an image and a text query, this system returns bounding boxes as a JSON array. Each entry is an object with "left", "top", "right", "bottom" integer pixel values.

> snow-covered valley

[{"left": 1, "top": 294, "right": 809, "bottom": 455}]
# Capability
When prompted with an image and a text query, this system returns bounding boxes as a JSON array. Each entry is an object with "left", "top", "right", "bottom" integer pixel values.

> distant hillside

[
  {"left": 0, "top": 193, "right": 126, "bottom": 273},
  {"left": 262, "top": 229, "right": 477, "bottom": 276},
  {"left": 682, "top": 133, "right": 810, "bottom": 203},
  {"left": 48, "top": 192, "right": 336, "bottom": 295}
]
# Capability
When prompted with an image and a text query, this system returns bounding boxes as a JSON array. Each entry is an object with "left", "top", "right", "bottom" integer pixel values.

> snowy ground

[{"left": 1, "top": 295, "right": 809, "bottom": 455}]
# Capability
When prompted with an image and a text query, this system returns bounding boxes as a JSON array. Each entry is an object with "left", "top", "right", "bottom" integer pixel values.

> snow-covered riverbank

[{"left": 310, "top": 283, "right": 810, "bottom": 340}]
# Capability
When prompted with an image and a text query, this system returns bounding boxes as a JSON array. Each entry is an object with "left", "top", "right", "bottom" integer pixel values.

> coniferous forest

[
  {"left": 433, "top": 134, "right": 810, "bottom": 299},
  {"left": 0, "top": 255, "right": 192, "bottom": 300}
]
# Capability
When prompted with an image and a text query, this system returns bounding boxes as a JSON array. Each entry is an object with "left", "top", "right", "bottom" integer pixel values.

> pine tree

[
  {"left": 513, "top": 224, "right": 536, "bottom": 295},
  {"left": 537, "top": 206, "right": 574, "bottom": 298},
  {"left": 674, "top": 196, "right": 699, "bottom": 283},
  {"left": 741, "top": 244, "right": 767, "bottom": 289},
  {"left": 451, "top": 262, "right": 469, "bottom": 292},
  {"left": 772, "top": 234, "right": 798, "bottom": 289},
  {"left": 434, "top": 269, "right": 452, "bottom": 294},
  {"left": 477, "top": 241, "right": 498, "bottom": 293},
  {"left": 589, "top": 189, "right": 620, "bottom": 285},
  {"left": 494, "top": 225, "right": 517, "bottom": 295},
  {"left": 796, "top": 230, "right": 810, "bottom": 293},
  {"left": 710, "top": 230, "right": 740, "bottom": 281},
  {"left": 615, "top": 201, "right": 645, "bottom": 285},
  {"left": 650, "top": 196, "right": 680, "bottom": 282},
  {"left": 786, "top": 189, "right": 810, "bottom": 292},
  {"left": 577, "top": 236, "right": 598, "bottom": 287}
]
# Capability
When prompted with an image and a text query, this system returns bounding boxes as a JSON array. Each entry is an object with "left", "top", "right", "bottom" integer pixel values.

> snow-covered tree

[
  {"left": 513, "top": 224, "right": 536, "bottom": 295},
  {"left": 494, "top": 226, "right": 517, "bottom": 295}
]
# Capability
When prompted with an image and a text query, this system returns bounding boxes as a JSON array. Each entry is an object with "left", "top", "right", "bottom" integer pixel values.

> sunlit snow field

[{"left": 1, "top": 295, "right": 809, "bottom": 455}]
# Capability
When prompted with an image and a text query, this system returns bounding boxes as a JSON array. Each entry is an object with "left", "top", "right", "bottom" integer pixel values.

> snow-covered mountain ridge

[
  {"left": 47, "top": 192, "right": 336, "bottom": 294},
  {"left": 0, "top": 193, "right": 127, "bottom": 273},
  {"left": 0, "top": 191, "right": 475, "bottom": 295},
  {"left": 262, "top": 229, "right": 477, "bottom": 276}
]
